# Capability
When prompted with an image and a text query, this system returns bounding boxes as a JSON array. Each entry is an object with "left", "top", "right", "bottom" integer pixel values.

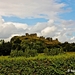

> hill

[{"left": 11, "top": 33, "right": 60, "bottom": 46}]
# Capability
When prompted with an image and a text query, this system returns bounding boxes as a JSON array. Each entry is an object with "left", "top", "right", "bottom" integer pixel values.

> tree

[
  {"left": 12, "top": 38, "right": 21, "bottom": 50},
  {"left": 0, "top": 41, "right": 11, "bottom": 56}
]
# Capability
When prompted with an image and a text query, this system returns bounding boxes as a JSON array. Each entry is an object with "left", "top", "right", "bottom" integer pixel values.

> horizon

[{"left": 0, "top": 0, "right": 75, "bottom": 43}]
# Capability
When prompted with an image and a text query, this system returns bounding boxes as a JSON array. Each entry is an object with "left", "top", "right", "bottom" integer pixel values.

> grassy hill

[{"left": 11, "top": 33, "right": 60, "bottom": 45}]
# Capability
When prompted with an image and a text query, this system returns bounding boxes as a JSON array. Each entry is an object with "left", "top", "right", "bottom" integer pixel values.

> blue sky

[
  {"left": 2, "top": 0, "right": 75, "bottom": 24},
  {"left": 60, "top": 0, "right": 75, "bottom": 20},
  {"left": 0, "top": 0, "right": 75, "bottom": 42},
  {"left": 2, "top": 16, "right": 48, "bottom": 25}
]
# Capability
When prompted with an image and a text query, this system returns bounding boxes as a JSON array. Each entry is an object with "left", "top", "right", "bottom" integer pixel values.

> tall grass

[{"left": 0, "top": 52, "right": 75, "bottom": 61}]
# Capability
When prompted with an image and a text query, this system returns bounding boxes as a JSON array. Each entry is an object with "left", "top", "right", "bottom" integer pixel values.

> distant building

[
  {"left": 55, "top": 38, "right": 58, "bottom": 41},
  {"left": 40, "top": 36, "right": 45, "bottom": 39},
  {"left": 26, "top": 33, "right": 29, "bottom": 36},
  {"left": 30, "top": 33, "right": 37, "bottom": 37},
  {"left": 25, "top": 33, "right": 37, "bottom": 37},
  {"left": 46, "top": 37, "right": 52, "bottom": 41}
]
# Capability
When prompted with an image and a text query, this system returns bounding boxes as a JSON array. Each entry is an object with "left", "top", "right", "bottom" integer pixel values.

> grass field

[{"left": 0, "top": 52, "right": 75, "bottom": 75}]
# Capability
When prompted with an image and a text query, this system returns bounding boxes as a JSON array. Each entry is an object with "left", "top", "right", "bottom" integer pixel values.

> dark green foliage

[
  {"left": 14, "top": 38, "right": 21, "bottom": 44},
  {"left": 0, "top": 41, "right": 11, "bottom": 56},
  {"left": 21, "top": 40, "right": 46, "bottom": 53},
  {"left": 61, "top": 42, "right": 75, "bottom": 52},
  {"left": 11, "top": 38, "right": 21, "bottom": 50}
]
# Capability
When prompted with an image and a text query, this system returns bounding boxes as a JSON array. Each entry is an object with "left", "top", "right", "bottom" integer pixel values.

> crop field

[{"left": 0, "top": 52, "right": 75, "bottom": 75}]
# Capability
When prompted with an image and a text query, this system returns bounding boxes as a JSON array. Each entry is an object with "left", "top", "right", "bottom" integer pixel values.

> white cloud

[
  {"left": 0, "top": 17, "right": 75, "bottom": 42},
  {"left": 0, "top": 18, "right": 28, "bottom": 40},
  {"left": 0, "top": 0, "right": 66, "bottom": 19},
  {"left": 41, "top": 26, "right": 56, "bottom": 36},
  {"left": 48, "top": 19, "right": 54, "bottom": 25},
  {"left": 5, "top": 22, "right": 28, "bottom": 30}
]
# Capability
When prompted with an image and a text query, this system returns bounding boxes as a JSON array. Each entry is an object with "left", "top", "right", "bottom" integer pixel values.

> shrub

[
  {"left": 17, "top": 50, "right": 24, "bottom": 56},
  {"left": 10, "top": 49, "right": 38, "bottom": 57},
  {"left": 10, "top": 50, "right": 24, "bottom": 57},
  {"left": 50, "top": 48, "right": 64, "bottom": 55},
  {"left": 44, "top": 48, "right": 64, "bottom": 56},
  {"left": 24, "top": 49, "right": 38, "bottom": 57},
  {"left": 44, "top": 48, "right": 49, "bottom": 55}
]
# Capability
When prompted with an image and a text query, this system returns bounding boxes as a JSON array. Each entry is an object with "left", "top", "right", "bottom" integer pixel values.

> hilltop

[{"left": 11, "top": 33, "right": 60, "bottom": 45}]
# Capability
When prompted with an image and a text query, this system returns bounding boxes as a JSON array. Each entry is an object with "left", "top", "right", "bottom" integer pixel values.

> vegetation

[
  {"left": 0, "top": 40, "right": 11, "bottom": 56},
  {"left": 44, "top": 47, "right": 64, "bottom": 56},
  {"left": 10, "top": 49, "right": 38, "bottom": 57},
  {"left": 0, "top": 33, "right": 75, "bottom": 56},
  {"left": 0, "top": 52, "right": 75, "bottom": 74},
  {"left": 0, "top": 33, "right": 75, "bottom": 74}
]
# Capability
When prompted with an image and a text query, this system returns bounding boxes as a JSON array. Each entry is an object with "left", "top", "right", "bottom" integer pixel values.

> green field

[{"left": 0, "top": 52, "right": 75, "bottom": 75}]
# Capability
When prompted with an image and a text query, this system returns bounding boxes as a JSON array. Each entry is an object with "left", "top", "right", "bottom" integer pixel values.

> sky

[{"left": 0, "top": 0, "right": 75, "bottom": 43}]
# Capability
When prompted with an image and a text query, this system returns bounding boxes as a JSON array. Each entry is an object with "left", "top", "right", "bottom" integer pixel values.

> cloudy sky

[{"left": 0, "top": 0, "right": 75, "bottom": 42}]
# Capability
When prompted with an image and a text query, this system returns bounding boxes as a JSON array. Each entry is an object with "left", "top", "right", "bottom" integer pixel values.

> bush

[
  {"left": 44, "top": 48, "right": 49, "bottom": 55},
  {"left": 10, "top": 50, "right": 24, "bottom": 57},
  {"left": 10, "top": 49, "right": 38, "bottom": 57},
  {"left": 50, "top": 48, "right": 64, "bottom": 55},
  {"left": 24, "top": 49, "right": 38, "bottom": 57},
  {"left": 44, "top": 48, "right": 64, "bottom": 56}
]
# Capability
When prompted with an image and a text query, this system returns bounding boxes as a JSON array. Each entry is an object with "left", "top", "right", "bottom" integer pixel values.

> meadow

[{"left": 0, "top": 52, "right": 75, "bottom": 75}]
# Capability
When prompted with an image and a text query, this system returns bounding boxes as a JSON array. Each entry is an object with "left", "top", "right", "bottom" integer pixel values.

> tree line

[{"left": 0, "top": 33, "right": 75, "bottom": 56}]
